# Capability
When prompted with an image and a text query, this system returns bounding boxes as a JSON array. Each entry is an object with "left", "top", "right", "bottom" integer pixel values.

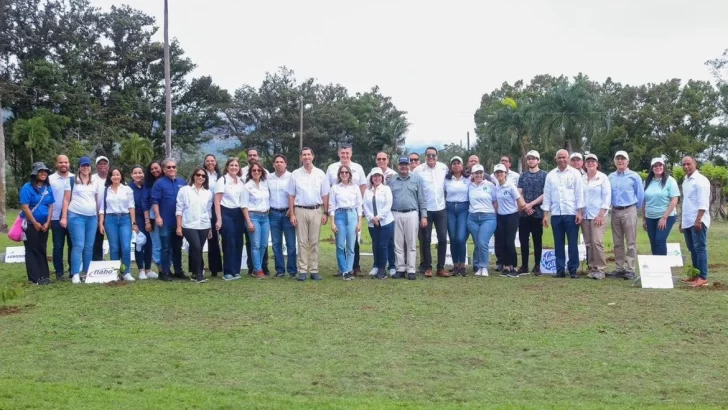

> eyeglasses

[
  {"left": 340, "top": 171, "right": 350, "bottom": 174},
  {"left": 251, "top": 169, "right": 262, "bottom": 173},
  {"left": 426, "top": 154, "right": 437, "bottom": 158},
  {"left": 166, "top": 166, "right": 176, "bottom": 169},
  {"left": 195, "top": 174, "right": 206, "bottom": 178},
  {"left": 376, "top": 158, "right": 387, "bottom": 161},
  {"left": 409, "top": 158, "right": 419, "bottom": 162}
]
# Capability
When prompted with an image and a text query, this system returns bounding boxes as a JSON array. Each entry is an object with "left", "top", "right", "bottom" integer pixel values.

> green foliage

[
  {"left": 684, "top": 265, "right": 700, "bottom": 279},
  {"left": 673, "top": 166, "right": 685, "bottom": 185},
  {"left": 637, "top": 170, "right": 648, "bottom": 180},
  {"left": 0, "top": 282, "right": 23, "bottom": 305},
  {"left": 699, "top": 163, "right": 728, "bottom": 186},
  {"left": 120, "top": 133, "right": 154, "bottom": 170}
]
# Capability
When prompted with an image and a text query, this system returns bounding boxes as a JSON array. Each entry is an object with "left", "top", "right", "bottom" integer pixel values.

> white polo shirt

[
  {"left": 413, "top": 162, "right": 448, "bottom": 211},
  {"left": 287, "top": 166, "right": 330, "bottom": 207},
  {"left": 681, "top": 170, "right": 711, "bottom": 229}
]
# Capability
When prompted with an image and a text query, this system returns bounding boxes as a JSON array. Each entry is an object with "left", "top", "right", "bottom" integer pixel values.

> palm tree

[
  {"left": 12, "top": 117, "right": 50, "bottom": 164},
  {"left": 484, "top": 98, "right": 534, "bottom": 172},
  {"left": 534, "top": 80, "right": 600, "bottom": 153},
  {"left": 120, "top": 133, "right": 154, "bottom": 167}
]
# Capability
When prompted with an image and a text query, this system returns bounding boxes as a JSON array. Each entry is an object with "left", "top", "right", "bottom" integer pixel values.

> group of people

[{"left": 17, "top": 144, "right": 711, "bottom": 287}]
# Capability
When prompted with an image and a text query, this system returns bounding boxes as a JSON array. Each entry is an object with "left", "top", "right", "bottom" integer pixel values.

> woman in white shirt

[
  {"left": 444, "top": 156, "right": 470, "bottom": 276},
  {"left": 203, "top": 154, "right": 223, "bottom": 277},
  {"left": 61, "top": 157, "right": 99, "bottom": 284},
  {"left": 363, "top": 169, "right": 393, "bottom": 280},
  {"left": 176, "top": 167, "right": 213, "bottom": 283},
  {"left": 98, "top": 167, "right": 137, "bottom": 281},
  {"left": 243, "top": 161, "right": 271, "bottom": 279},
  {"left": 493, "top": 164, "right": 526, "bottom": 277},
  {"left": 329, "top": 165, "right": 363, "bottom": 281},
  {"left": 582, "top": 153, "right": 612, "bottom": 279},
  {"left": 466, "top": 165, "right": 497, "bottom": 277},
  {"left": 214, "top": 158, "right": 247, "bottom": 281}
]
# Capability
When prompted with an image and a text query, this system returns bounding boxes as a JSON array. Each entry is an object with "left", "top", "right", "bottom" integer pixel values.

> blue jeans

[
  {"left": 645, "top": 216, "right": 676, "bottom": 255},
  {"left": 334, "top": 209, "right": 358, "bottom": 273},
  {"left": 158, "top": 223, "right": 183, "bottom": 275},
  {"left": 68, "top": 212, "right": 98, "bottom": 276},
  {"left": 446, "top": 201, "right": 469, "bottom": 264},
  {"left": 683, "top": 224, "right": 708, "bottom": 279},
  {"left": 269, "top": 209, "right": 297, "bottom": 274},
  {"left": 51, "top": 219, "right": 72, "bottom": 276},
  {"left": 467, "top": 212, "right": 497, "bottom": 270},
  {"left": 104, "top": 213, "right": 132, "bottom": 274},
  {"left": 369, "top": 222, "right": 395, "bottom": 270},
  {"left": 551, "top": 215, "right": 579, "bottom": 274},
  {"left": 249, "top": 212, "right": 270, "bottom": 272},
  {"left": 220, "top": 207, "right": 245, "bottom": 276},
  {"left": 149, "top": 221, "right": 161, "bottom": 265}
]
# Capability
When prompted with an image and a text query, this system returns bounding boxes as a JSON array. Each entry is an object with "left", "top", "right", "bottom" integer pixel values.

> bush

[{"left": 6, "top": 188, "right": 19, "bottom": 209}]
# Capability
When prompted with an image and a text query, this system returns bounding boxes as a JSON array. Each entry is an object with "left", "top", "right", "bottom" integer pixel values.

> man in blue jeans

[
  {"left": 542, "top": 149, "right": 584, "bottom": 278},
  {"left": 151, "top": 158, "right": 188, "bottom": 281},
  {"left": 679, "top": 155, "right": 711, "bottom": 287},
  {"left": 49, "top": 155, "right": 74, "bottom": 280},
  {"left": 268, "top": 154, "right": 297, "bottom": 277}
]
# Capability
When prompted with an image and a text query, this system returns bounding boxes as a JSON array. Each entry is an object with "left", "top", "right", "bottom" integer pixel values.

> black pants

[
  {"left": 495, "top": 213, "right": 519, "bottom": 267},
  {"left": 354, "top": 241, "right": 360, "bottom": 270},
  {"left": 204, "top": 211, "right": 223, "bottom": 274},
  {"left": 419, "top": 209, "right": 447, "bottom": 270},
  {"left": 244, "top": 229, "right": 269, "bottom": 274},
  {"left": 92, "top": 229, "right": 104, "bottom": 261},
  {"left": 519, "top": 216, "right": 544, "bottom": 269},
  {"left": 24, "top": 227, "right": 50, "bottom": 283},
  {"left": 183, "top": 228, "right": 208, "bottom": 276}
]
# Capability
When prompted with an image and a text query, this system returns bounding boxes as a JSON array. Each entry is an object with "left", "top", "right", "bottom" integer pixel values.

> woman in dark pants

[
  {"left": 203, "top": 154, "right": 223, "bottom": 276},
  {"left": 176, "top": 167, "right": 213, "bottom": 283},
  {"left": 214, "top": 158, "right": 247, "bottom": 281},
  {"left": 130, "top": 165, "right": 154, "bottom": 279},
  {"left": 493, "top": 164, "right": 525, "bottom": 277},
  {"left": 19, "top": 162, "right": 55, "bottom": 285}
]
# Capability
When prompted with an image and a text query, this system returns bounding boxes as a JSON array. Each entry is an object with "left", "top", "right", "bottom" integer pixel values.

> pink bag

[{"left": 8, "top": 216, "right": 24, "bottom": 242}]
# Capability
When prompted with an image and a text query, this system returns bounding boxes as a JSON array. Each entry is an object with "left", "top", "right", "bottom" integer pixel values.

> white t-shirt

[
  {"left": 494, "top": 182, "right": 521, "bottom": 215},
  {"left": 243, "top": 179, "right": 271, "bottom": 212},
  {"left": 214, "top": 174, "right": 247, "bottom": 209},
  {"left": 49, "top": 172, "right": 74, "bottom": 220},
  {"left": 67, "top": 179, "right": 98, "bottom": 217}
]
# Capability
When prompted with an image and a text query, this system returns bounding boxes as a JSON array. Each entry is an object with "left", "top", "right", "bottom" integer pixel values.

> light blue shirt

[
  {"left": 494, "top": 182, "right": 521, "bottom": 215},
  {"left": 644, "top": 176, "right": 680, "bottom": 219},
  {"left": 608, "top": 169, "right": 644, "bottom": 208}
]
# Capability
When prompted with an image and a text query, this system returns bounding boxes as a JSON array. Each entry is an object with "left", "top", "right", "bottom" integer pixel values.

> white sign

[
  {"left": 445, "top": 243, "right": 469, "bottom": 266},
  {"left": 539, "top": 246, "right": 587, "bottom": 274},
  {"left": 637, "top": 255, "right": 674, "bottom": 289},
  {"left": 4, "top": 247, "right": 26, "bottom": 263},
  {"left": 241, "top": 247, "right": 248, "bottom": 270},
  {"left": 103, "top": 240, "right": 109, "bottom": 256},
  {"left": 85, "top": 260, "right": 121, "bottom": 284},
  {"left": 665, "top": 243, "right": 684, "bottom": 267}
]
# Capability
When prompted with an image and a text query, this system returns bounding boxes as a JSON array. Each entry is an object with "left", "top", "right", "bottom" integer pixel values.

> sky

[{"left": 91, "top": 0, "right": 728, "bottom": 147}]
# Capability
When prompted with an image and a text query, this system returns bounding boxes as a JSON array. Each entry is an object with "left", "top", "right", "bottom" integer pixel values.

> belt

[
  {"left": 613, "top": 204, "right": 635, "bottom": 210},
  {"left": 335, "top": 208, "right": 356, "bottom": 212},
  {"left": 106, "top": 213, "right": 127, "bottom": 217},
  {"left": 248, "top": 210, "right": 269, "bottom": 215},
  {"left": 270, "top": 207, "right": 289, "bottom": 213},
  {"left": 295, "top": 205, "right": 320, "bottom": 210},
  {"left": 392, "top": 209, "right": 417, "bottom": 213}
]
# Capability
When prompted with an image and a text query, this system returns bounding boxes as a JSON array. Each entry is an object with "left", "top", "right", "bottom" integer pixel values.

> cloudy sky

[{"left": 92, "top": 0, "right": 728, "bottom": 147}]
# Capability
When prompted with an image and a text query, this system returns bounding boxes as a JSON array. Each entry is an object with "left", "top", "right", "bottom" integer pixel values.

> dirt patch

[
  {"left": 606, "top": 256, "right": 615, "bottom": 262},
  {"left": 0, "top": 306, "right": 22, "bottom": 316},
  {"left": 708, "top": 263, "right": 727, "bottom": 269}
]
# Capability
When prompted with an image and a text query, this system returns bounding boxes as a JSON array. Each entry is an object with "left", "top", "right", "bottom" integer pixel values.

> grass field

[{"left": 1, "top": 210, "right": 727, "bottom": 409}]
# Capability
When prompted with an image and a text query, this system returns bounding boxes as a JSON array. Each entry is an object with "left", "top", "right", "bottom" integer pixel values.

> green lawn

[{"left": 1, "top": 210, "right": 727, "bottom": 409}]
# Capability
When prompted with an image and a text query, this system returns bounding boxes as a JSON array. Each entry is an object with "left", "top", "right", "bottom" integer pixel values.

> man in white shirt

[
  {"left": 288, "top": 147, "right": 330, "bottom": 281},
  {"left": 269, "top": 153, "right": 297, "bottom": 278},
  {"left": 241, "top": 148, "right": 269, "bottom": 275},
  {"left": 327, "top": 144, "right": 367, "bottom": 276},
  {"left": 408, "top": 153, "right": 421, "bottom": 172},
  {"left": 49, "top": 154, "right": 74, "bottom": 280},
  {"left": 413, "top": 147, "right": 450, "bottom": 277},
  {"left": 542, "top": 149, "right": 584, "bottom": 278},
  {"left": 92, "top": 156, "right": 109, "bottom": 261},
  {"left": 679, "top": 156, "right": 711, "bottom": 287}
]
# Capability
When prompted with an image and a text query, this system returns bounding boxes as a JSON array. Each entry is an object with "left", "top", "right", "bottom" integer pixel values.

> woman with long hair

[
  {"left": 642, "top": 157, "right": 680, "bottom": 255},
  {"left": 61, "top": 157, "right": 98, "bottom": 284},
  {"left": 582, "top": 154, "right": 611, "bottom": 279},
  {"left": 214, "top": 157, "right": 247, "bottom": 281},
  {"left": 130, "top": 165, "right": 156, "bottom": 279},
  {"left": 203, "top": 154, "right": 223, "bottom": 277},
  {"left": 493, "top": 164, "right": 525, "bottom": 277},
  {"left": 20, "top": 162, "right": 55, "bottom": 285},
  {"left": 145, "top": 161, "right": 163, "bottom": 273},
  {"left": 243, "top": 161, "right": 271, "bottom": 279},
  {"left": 329, "top": 164, "right": 363, "bottom": 281},
  {"left": 444, "top": 156, "right": 470, "bottom": 276},
  {"left": 176, "top": 167, "right": 213, "bottom": 283},
  {"left": 98, "top": 167, "right": 137, "bottom": 281},
  {"left": 363, "top": 169, "right": 393, "bottom": 280}
]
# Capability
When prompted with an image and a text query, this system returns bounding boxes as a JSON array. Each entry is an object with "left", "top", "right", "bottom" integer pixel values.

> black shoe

[
  {"left": 275, "top": 272, "right": 286, "bottom": 278},
  {"left": 159, "top": 272, "right": 173, "bottom": 282},
  {"left": 407, "top": 273, "right": 417, "bottom": 280},
  {"left": 623, "top": 272, "right": 636, "bottom": 280},
  {"left": 532, "top": 266, "right": 542, "bottom": 276},
  {"left": 375, "top": 272, "right": 387, "bottom": 280},
  {"left": 553, "top": 272, "right": 566, "bottom": 278},
  {"left": 499, "top": 270, "right": 510, "bottom": 278},
  {"left": 333, "top": 271, "right": 343, "bottom": 277},
  {"left": 38, "top": 278, "right": 51, "bottom": 285},
  {"left": 495, "top": 264, "right": 504, "bottom": 272},
  {"left": 195, "top": 273, "right": 207, "bottom": 283},
  {"left": 460, "top": 267, "right": 468, "bottom": 277},
  {"left": 569, "top": 273, "right": 580, "bottom": 279},
  {"left": 173, "top": 271, "right": 189, "bottom": 280},
  {"left": 517, "top": 266, "right": 529, "bottom": 274},
  {"left": 392, "top": 272, "right": 405, "bottom": 279}
]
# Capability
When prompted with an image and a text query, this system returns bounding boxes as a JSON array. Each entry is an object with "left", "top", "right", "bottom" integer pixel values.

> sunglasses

[
  {"left": 195, "top": 173, "right": 205, "bottom": 177},
  {"left": 409, "top": 158, "right": 419, "bottom": 162},
  {"left": 166, "top": 166, "right": 176, "bottom": 169},
  {"left": 340, "top": 171, "right": 350, "bottom": 174},
  {"left": 376, "top": 158, "right": 387, "bottom": 161}
]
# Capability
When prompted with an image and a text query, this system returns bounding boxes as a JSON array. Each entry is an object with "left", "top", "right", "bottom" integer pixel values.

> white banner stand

[
  {"left": 4, "top": 247, "right": 26, "bottom": 263},
  {"left": 637, "top": 255, "right": 674, "bottom": 289},
  {"left": 85, "top": 260, "right": 121, "bottom": 284}
]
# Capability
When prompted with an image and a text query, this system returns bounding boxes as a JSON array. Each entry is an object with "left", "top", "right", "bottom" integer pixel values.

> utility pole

[
  {"left": 467, "top": 131, "right": 470, "bottom": 151},
  {"left": 0, "top": 94, "right": 7, "bottom": 231},
  {"left": 299, "top": 96, "right": 303, "bottom": 152},
  {"left": 163, "top": 0, "right": 172, "bottom": 158}
]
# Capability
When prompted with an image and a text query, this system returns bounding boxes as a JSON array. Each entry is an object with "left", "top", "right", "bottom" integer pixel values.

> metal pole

[
  {"left": 164, "top": 0, "right": 172, "bottom": 158},
  {"left": 299, "top": 97, "right": 303, "bottom": 152},
  {"left": 467, "top": 131, "right": 470, "bottom": 151},
  {"left": 0, "top": 94, "right": 7, "bottom": 231}
]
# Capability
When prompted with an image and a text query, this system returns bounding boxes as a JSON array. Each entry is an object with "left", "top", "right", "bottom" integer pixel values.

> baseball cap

[
  {"left": 526, "top": 150, "right": 540, "bottom": 160},
  {"left": 450, "top": 156, "right": 463, "bottom": 164},
  {"left": 493, "top": 164, "right": 507, "bottom": 173},
  {"left": 585, "top": 153, "right": 598, "bottom": 161},
  {"left": 95, "top": 156, "right": 109, "bottom": 165},
  {"left": 471, "top": 164, "right": 484, "bottom": 173},
  {"left": 614, "top": 150, "right": 629, "bottom": 160},
  {"left": 135, "top": 231, "right": 147, "bottom": 251},
  {"left": 79, "top": 156, "right": 92, "bottom": 166},
  {"left": 570, "top": 153, "right": 583, "bottom": 160},
  {"left": 651, "top": 157, "right": 665, "bottom": 166},
  {"left": 398, "top": 156, "right": 410, "bottom": 164}
]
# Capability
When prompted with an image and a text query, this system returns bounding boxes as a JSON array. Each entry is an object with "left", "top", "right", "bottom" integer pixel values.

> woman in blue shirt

[
  {"left": 130, "top": 165, "right": 155, "bottom": 279},
  {"left": 19, "top": 162, "right": 55, "bottom": 285},
  {"left": 642, "top": 157, "right": 680, "bottom": 255}
]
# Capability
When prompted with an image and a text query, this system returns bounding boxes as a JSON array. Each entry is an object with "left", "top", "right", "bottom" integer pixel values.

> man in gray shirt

[{"left": 389, "top": 157, "right": 428, "bottom": 280}]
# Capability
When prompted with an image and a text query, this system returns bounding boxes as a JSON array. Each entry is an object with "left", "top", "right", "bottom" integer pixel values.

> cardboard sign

[
  {"left": 637, "top": 255, "right": 674, "bottom": 289},
  {"left": 539, "top": 246, "right": 587, "bottom": 274},
  {"left": 665, "top": 243, "right": 684, "bottom": 267},
  {"left": 85, "top": 260, "right": 121, "bottom": 284},
  {"left": 4, "top": 247, "right": 26, "bottom": 263}
]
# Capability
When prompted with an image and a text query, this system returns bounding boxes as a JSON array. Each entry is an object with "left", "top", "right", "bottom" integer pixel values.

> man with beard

[{"left": 49, "top": 155, "right": 74, "bottom": 280}]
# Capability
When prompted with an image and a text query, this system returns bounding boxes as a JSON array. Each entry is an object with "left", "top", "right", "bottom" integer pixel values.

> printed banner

[
  {"left": 3, "top": 247, "right": 26, "bottom": 263},
  {"left": 85, "top": 260, "right": 121, "bottom": 284}
]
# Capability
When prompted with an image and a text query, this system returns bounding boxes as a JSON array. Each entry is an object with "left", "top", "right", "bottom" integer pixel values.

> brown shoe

[
  {"left": 690, "top": 277, "right": 708, "bottom": 287},
  {"left": 436, "top": 269, "right": 450, "bottom": 278},
  {"left": 681, "top": 276, "right": 697, "bottom": 283},
  {"left": 353, "top": 268, "right": 363, "bottom": 277},
  {"left": 424, "top": 269, "right": 433, "bottom": 278}
]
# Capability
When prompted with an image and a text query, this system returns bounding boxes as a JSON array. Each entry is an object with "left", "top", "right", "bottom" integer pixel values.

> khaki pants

[
  {"left": 295, "top": 207, "right": 322, "bottom": 274},
  {"left": 611, "top": 205, "right": 637, "bottom": 272},
  {"left": 394, "top": 211, "right": 419, "bottom": 274},
  {"left": 582, "top": 219, "right": 607, "bottom": 271}
]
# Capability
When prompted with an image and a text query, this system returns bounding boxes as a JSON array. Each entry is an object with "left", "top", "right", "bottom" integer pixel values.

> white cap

[
  {"left": 526, "top": 150, "right": 540, "bottom": 160},
  {"left": 450, "top": 156, "right": 463, "bottom": 164},
  {"left": 585, "top": 153, "right": 598, "bottom": 161},
  {"left": 570, "top": 152, "right": 583, "bottom": 160},
  {"left": 95, "top": 156, "right": 109, "bottom": 165},
  {"left": 471, "top": 164, "right": 484, "bottom": 173},
  {"left": 135, "top": 231, "right": 147, "bottom": 251},
  {"left": 614, "top": 150, "right": 629, "bottom": 160},
  {"left": 651, "top": 157, "right": 665, "bottom": 167},
  {"left": 493, "top": 164, "right": 507, "bottom": 173}
]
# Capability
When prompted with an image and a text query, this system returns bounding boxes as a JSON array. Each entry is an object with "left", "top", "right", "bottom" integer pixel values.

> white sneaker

[
  {"left": 389, "top": 268, "right": 396, "bottom": 277},
  {"left": 146, "top": 270, "right": 158, "bottom": 279},
  {"left": 123, "top": 273, "right": 136, "bottom": 282},
  {"left": 474, "top": 269, "right": 482, "bottom": 277},
  {"left": 481, "top": 268, "right": 489, "bottom": 277},
  {"left": 71, "top": 275, "right": 81, "bottom": 284},
  {"left": 369, "top": 268, "right": 378, "bottom": 276},
  {"left": 138, "top": 271, "right": 148, "bottom": 280}
]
